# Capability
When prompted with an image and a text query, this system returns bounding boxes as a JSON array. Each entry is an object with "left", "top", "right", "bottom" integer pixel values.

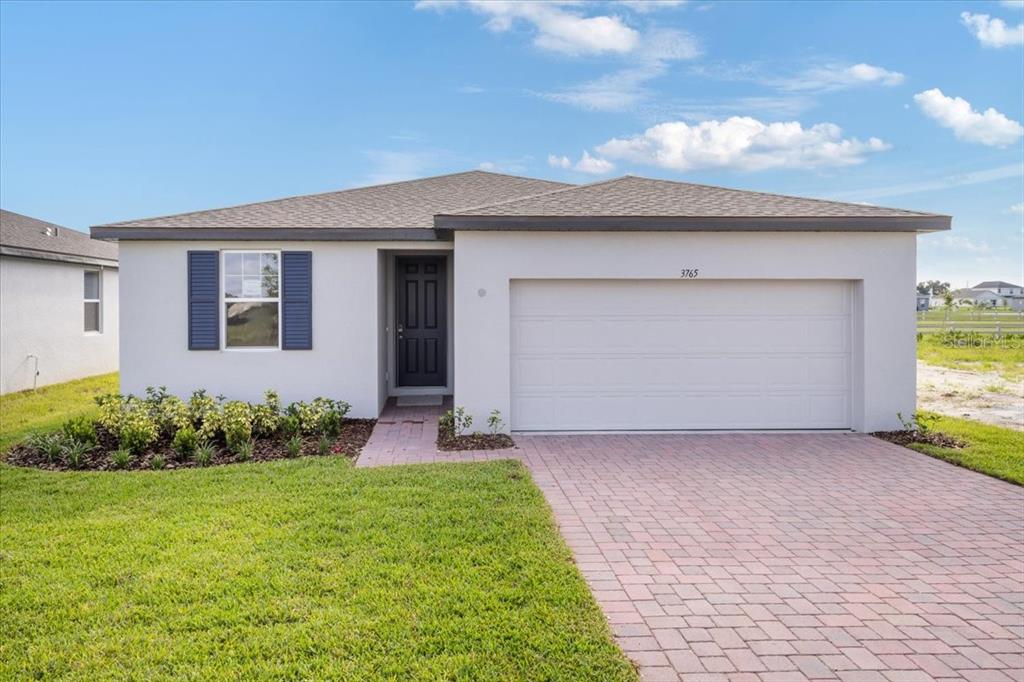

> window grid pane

[
  {"left": 84, "top": 301, "right": 100, "bottom": 332},
  {"left": 84, "top": 271, "right": 100, "bottom": 300}
]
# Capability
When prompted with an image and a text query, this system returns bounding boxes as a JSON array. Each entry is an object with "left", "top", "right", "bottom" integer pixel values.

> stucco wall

[
  {"left": 453, "top": 231, "right": 917, "bottom": 433},
  {"left": 0, "top": 256, "right": 119, "bottom": 394},
  {"left": 118, "top": 240, "right": 447, "bottom": 417}
]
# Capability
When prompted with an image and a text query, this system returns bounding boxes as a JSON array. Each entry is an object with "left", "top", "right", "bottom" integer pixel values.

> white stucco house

[
  {"left": 951, "top": 282, "right": 1024, "bottom": 310},
  {"left": 1, "top": 210, "right": 119, "bottom": 394},
  {"left": 92, "top": 171, "right": 951, "bottom": 432}
]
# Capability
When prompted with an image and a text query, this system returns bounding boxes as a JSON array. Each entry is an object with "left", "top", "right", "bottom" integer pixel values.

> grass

[
  {"left": 0, "top": 372, "right": 118, "bottom": 452},
  {"left": 906, "top": 413, "right": 1024, "bottom": 486},
  {"left": 917, "top": 334, "right": 1024, "bottom": 382},
  {"left": 0, "top": 458, "right": 636, "bottom": 681}
]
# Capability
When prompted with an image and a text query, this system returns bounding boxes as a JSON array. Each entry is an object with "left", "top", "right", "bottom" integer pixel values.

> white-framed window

[
  {"left": 84, "top": 269, "right": 101, "bottom": 333},
  {"left": 222, "top": 250, "right": 280, "bottom": 350}
]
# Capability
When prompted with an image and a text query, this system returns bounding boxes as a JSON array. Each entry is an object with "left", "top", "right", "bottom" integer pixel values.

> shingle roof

[
  {"left": 973, "top": 281, "right": 1021, "bottom": 289},
  {"left": 1, "top": 210, "right": 118, "bottom": 263},
  {"left": 98, "top": 171, "right": 572, "bottom": 229},
  {"left": 444, "top": 175, "right": 943, "bottom": 219}
]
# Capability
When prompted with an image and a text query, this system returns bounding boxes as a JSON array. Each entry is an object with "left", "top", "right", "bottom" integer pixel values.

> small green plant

[
  {"left": 487, "top": 409, "right": 504, "bottom": 435},
  {"left": 453, "top": 406, "right": 472, "bottom": 436},
  {"left": 62, "top": 440, "right": 92, "bottom": 470},
  {"left": 94, "top": 393, "right": 128, "bottom": 434},
  {"left": 234, "top": 440, "right": 254, "bottom": 461},
  {"left": 317, "top": 435, "right": 332, "bottom": 456},
  {"left": 62, "top": 416, "right": 98, "bottom": 447},
  {"left": 110, "top": 448, "right": 132, "bottom": 470},
  {"left": 119, "top": 404, "right": 159, "bottom": 455},
  {"left": 897, "top": 411, "right": 937, "bottom": 434},
  {"left": 251, "top": 390, "right": 282, "bottom": 437},
  {"left": 150, "top": 454, "right": 167, "bottom": 470},
  {"left": 189, "top": 389, "right": 223, "bottom": 441},
  {"left": 28, "top": 432, "right": 66, "bottom": 462},
  {"left": 285, "top": 398, "right": 350, "bottom": 437},
  {"left": 194, "top": 441, "right": 214, "bottom": 467},
  {"left": 171, "top": 425, "right": 198, "bottom": 460},
  {"left": 144, "top": 386, "right": 191, "bottom": 435},
  {"left": 222, "top": 401, "right": 253, "bottom": 452},
  {"left": 438, "top": 410, "right": 455, "bottom": 439},
  {"left": 286, "top": 436, "right": 303, "bottom": 458}
]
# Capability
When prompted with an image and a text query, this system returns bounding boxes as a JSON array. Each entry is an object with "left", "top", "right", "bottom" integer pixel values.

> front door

[{"left": 396, "top": 256, "right": 446, "bottom": 387}]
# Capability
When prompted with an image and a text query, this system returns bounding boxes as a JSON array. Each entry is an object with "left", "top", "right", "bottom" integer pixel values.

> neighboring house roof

[
  {"left": 92, "top": 171, "right": 571, "bottom": 240},
  {"left": 952, "top": 288, "right": 1003, "bottom": 300},
  {"left": 91, "top": 170, "right": 951, "bottom": 240},
  {"left": 436, "top": 176, "right": 950, "bottom": 232},
  {"left": 1, "top": 209, "right": 118, "bottom": 266},
  {"left": 973, "top": 281, "right": 1021, "bottom": 289}
]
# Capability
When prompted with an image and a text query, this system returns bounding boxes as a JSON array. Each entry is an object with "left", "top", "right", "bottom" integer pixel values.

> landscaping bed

[
  {"left": 436, "top": 407, "right": 516, "bottom": 451},
  {"left": 4, "top": 387, "right": 373, "bottom": 471},
  {"left": 872, "top": 427, "right": 966, "bottom": 449}
]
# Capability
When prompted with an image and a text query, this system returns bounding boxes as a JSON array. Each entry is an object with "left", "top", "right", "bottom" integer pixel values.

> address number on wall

[{"left": 680, "top": 268, "right": 700, "bottom": 278}]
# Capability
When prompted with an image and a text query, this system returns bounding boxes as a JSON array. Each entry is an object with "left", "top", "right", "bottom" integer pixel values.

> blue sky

[{"left": 1, "top": 0, "right": 1021, "bottom": 286}]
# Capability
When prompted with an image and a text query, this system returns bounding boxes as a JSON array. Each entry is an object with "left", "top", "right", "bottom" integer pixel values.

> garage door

[{"left": 510, "top": 280, "right": 852, "bottom": 431}]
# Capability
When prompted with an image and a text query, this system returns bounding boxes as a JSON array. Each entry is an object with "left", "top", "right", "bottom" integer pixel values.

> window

[
  {"left": 223, "top": 251, "right": 279, "bottom": 349},
  {"left": 84, "top": 270, "right": 101, "bottom": 332}
]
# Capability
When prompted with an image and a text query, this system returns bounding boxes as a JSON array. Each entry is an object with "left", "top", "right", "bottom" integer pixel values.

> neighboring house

[
  {"left": 1, "top": 210, "right": 119, "bottom": 394},
  {"left": 951, "top": 283, "right": 1024, "bottom": 310},
  {"left": 916, "top": 294, "right": 931, "bottom": 311},
  {"left": 92, "top": 171, "right": 951, "bottom": 432}
]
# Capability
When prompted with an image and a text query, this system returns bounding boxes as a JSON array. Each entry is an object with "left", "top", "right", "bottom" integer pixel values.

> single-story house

[
  {"left": 92, "top": 171, "right": 951, "bottom": 432},
  {"left": 916, "top": 294, "right": 931, "bottom": 312},
  {"left": 1, "top": 210, "right": 119, "bottom": 394}
]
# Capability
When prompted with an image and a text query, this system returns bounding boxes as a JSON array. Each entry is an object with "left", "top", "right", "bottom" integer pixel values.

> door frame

[{"left": 384, "top": 250, "right": 454, "bottom": 396}]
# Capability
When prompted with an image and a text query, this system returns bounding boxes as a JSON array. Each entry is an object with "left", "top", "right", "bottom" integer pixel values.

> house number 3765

[{"left": 680, "top": 268, "right": 700, "bottom": 278}]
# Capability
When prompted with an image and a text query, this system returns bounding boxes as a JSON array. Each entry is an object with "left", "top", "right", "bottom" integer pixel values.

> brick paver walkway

[{"left": 359, "top": 404, "right": 1024, "bottom": 681}]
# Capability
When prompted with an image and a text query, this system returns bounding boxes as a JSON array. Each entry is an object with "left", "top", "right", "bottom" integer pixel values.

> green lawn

[
  {"left": 906, "top": 413, "right": 1024, "bottom": 486},
  {"left": 917, "top": 334, "right": 1024, "bottom": 382},
  {"left": 0, "top": 372, "right": 118, "bottom": 451},
  {"left": 0, "top": 458, "right": 636, "bottom": 681}
]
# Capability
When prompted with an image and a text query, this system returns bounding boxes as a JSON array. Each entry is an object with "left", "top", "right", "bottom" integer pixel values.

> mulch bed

[
  {"left": 872, "top": 429, "right": 967, "bottom": 449},
  {"left": 5, "top": 419, "right": 377, "bottom": 472},
  {"left": 437, "top": 431, "right": 516, "bottom": 452}
]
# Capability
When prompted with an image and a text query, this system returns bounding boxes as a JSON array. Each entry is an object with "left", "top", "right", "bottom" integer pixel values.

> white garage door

[{"left": 510, "top": 279, "right": 852, "bottom": 431}]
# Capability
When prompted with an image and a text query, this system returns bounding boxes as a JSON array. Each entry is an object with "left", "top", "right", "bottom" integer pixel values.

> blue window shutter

[
  {"left": 188, "top": 251, "right": 219, "bottom": 350},
  {"left": 282, "top": 251, "right": 312, "bottom": 350}
]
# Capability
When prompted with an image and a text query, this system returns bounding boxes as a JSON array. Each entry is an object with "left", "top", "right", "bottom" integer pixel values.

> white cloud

[
  {"left": 548, "top": 151, "right": 615, "bottom": 174},
  {"left": 770, "top": 62, "right": 905, "bottom": 92},
  {"left": 913, "top": 88, "right": 1023, "bottom": 146},
  {"left": 593, "top": 117, "right": 889, "bottom": 172},
  {"left": 615, "top": 0, "right": 687, "bottom": 12},
  {"left": 416, "top": 1, "right": 639, "bottom": 56},
  {"left": 363, "top": 150, "right": 446, "bottom": 184},
  {"left": 831, "top": 164, "right": 1023, "bottom": 201},
  {"left": 929, "top": 234, "right": 992, "bottom": 254},
  {"left": 457, "top": 84, "right": 485, "bottom": 94},
  {"left": 1011, "top": 202, "right": 1024, "bottom": 214},
  {"left": 477, "top": 156, "right": 532, "bottom": 174},
  {"left": 960, "top": 12, "right": 1024, "bottom": 48}
]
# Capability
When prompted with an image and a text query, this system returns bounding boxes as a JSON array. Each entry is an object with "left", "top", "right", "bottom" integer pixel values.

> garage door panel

[{"left": 510, "top": 280, "right": 853, "bottom": 431}]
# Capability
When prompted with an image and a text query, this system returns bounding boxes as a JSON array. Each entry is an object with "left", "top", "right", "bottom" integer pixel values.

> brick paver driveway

[{"left": 360, "top": 416, "right": 1024, "bottom": 681}]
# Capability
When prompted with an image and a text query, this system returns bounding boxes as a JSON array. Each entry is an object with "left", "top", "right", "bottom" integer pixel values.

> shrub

[
  {"left": 29, "top": 433, "right": 66, "bottom": 462},
  {"left": 252, "top": 390, "right": 282, "bottom": 437},
  {"left": 189, "top": 390, "right": 223, "bottom": 440},
  {"left": 280, "top": 414, "right": 301, "bottom": 439},
  {"left": 438, "top": 410, "right": 455, "bottom": 440},
  {"left": 145, "top": 387, "right": 191, "bottom": 435},
  {"left": 222, "top": 401, "right": 253, "bottom": 452},
  {"left": 317, "top": 435, "right": 332, "bottom": 456},
  {"left": 171, "top": 425, "right": 198, "bottom": 460},
  {"left": 439, "top": 407, "right": 473, "bottom": 439},
  {"left": 110, "top": 448, "right": 131, "bottom": 470},
  {"left": 62, "top": 440, "right": 92, "bottom": 469},
  {"left": 285, "top": 436, "right": 303, "bottom": 458},
  {"left": 194, "top": 442, "right": 214, "bottom": 467},
  {"left": 234, "top": 440, "right": 253, "bottom": 461},
  {"left": 95, "top": 394, "right": 128, "bottom": 434},
  {"left": 119, "top": 404, "right": 158, "bottom": 455},
  {"left": 62, "top": 416, "right": 98, "bottom": 447},
  {"left": 150, "top": 454, "right": 166, "bottom": 470},
  {"left": 487, "top": 409, "right": 504, "bottom": 435},
  {"left": 286, "top": 398, "right": 350, "bottom": 437}
]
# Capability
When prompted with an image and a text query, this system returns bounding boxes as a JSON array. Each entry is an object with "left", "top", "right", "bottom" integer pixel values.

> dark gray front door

[{"left": 396, "top": 256, "right": 446, "bottom": 387}]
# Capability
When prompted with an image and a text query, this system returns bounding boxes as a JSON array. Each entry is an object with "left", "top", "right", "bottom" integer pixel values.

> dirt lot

[{"left": 918, "top": 360, "right": 1023, "bottom": 430}]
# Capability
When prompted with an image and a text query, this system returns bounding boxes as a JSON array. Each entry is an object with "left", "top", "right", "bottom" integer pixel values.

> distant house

[
  {"left": 951, "top": 281, "right": 1024, "bottom": 310},
  {"left": 916, "top": 294, "right": 931, "bottom": 311},
  {"left": 0, "top": 210, "right": 119, "bottom": 394}
]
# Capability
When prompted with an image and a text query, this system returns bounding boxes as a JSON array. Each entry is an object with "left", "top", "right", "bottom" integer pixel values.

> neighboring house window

[
  {"left": 223, "top": 251, "right": 280, "bottom": 349},
  {"left": 84, "top": 270, "right": 101, "bottom": 332}
]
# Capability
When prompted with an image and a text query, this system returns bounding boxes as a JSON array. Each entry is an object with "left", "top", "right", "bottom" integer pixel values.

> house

[
  {"left": 1, "top": 210, "right": 119, "bottom": 394},
  {"left": 916, "top": 294, "right": 931, "bottom": 312},
  {"left": 91, "top": 171, "right": 951, "bottom": 432},
  {"left": 951, "top": 282, "right": 1024, "bottom": 310}
]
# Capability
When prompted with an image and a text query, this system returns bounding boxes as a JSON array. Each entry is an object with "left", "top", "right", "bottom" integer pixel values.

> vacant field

[
  {"left": 0, "top": 373, "right": 118, "bottom": 451},
  {"left": 0, "top": 458, "right": 635, "bottom": 681},
  {"left": 917, "top": 333, "right": 1024, "bottom": 382}
]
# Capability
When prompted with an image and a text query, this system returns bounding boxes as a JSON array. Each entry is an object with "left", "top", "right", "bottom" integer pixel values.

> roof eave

[
  {"left": 433, "top": 214, "right": 952, "bottom": 233},
  {"left": 0, "top": 246, "right": 118, "bottom": 267},
  {"left": 90, "top": 226, "right": 449, "bottom": 241}
]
